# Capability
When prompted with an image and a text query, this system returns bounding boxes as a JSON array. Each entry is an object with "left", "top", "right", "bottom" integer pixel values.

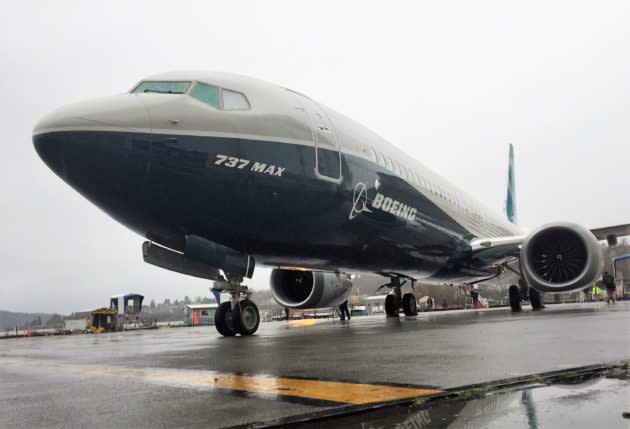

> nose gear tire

[
  {"left": 234, "top": 299, "right": 260, "bottom": 335},
  {"left": 215, "top": 302, "right": 237, "bottom": 336}
]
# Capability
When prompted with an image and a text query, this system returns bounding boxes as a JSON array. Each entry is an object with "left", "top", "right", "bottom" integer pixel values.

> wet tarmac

[
  {"left": 281, "top": 368, "right": 629, "bottom": 429},
  {"left": 0, "top": 301, "right": 628, "bottom": 428}
]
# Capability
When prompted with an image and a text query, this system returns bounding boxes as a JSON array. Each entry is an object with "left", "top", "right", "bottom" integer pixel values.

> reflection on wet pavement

[
  {"left": 0, "top": 357, "right": 442, "bottom": 405},
  {"left": 286, "top": 369, "right": 629, "bottom": 429}
]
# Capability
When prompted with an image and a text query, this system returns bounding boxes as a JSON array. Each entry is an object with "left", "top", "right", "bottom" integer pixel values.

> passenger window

[
  {"left": 377, "top": 152, "right": 385, "bottom": 167},
  {"left": 385, "top": 157, "right": 393, "bottom": 171},
  {"left": 369, "top": 147, "right": 378, "bottom": 163},
  {"left": 191, "top": 83, "right": 220, "bottom": 109},
  {"left": 393, "top": 161, "right": 400, "bottom": 176},
  {"left": 223, "top": 89, "right": 250, "bottom": 110}
]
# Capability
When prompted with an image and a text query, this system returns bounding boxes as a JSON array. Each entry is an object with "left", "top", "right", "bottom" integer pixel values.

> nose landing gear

[{"left": 213, "top": 275, "right": 260, "bottom": 336}]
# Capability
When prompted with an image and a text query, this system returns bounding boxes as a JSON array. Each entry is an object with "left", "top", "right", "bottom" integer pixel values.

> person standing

[
  {"left": 602, "top": 271, "right": 616, "bottom": 303},
  {"left": 470, "top": 285, "right": 480, "bottom": 309},
  {"left": 338, "top": 300, "right": 351, "bottom": 321}
]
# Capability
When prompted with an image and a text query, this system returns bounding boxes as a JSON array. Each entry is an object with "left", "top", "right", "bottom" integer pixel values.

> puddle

[{"left": 278, "top": 369, "right": 629, "bottom": 429}]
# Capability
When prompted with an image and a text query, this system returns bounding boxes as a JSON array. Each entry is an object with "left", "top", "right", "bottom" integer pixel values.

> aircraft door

[{"left": 290, "top": 93, "right": 343, "bottom": 183}]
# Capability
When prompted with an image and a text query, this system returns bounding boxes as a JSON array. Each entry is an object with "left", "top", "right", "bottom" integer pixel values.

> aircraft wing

[
  {"left": 468, "top": 223, "right": 630, "bottom": 269},
  {"left": 469, "top": 236, "right": 525, "bottom": 268},
  {"left": 589, "top": 223, "right": 630, "bottom": 240}
]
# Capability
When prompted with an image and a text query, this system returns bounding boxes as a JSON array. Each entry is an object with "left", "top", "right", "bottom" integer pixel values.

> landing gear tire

[
  {"left": 529, "top": 287, "right": 544, "bottom": 310},
  {"left": 234, "top": 299, "right": 260, "bottom": 335},
  {"left": 215, "top": 302, "right": 237, "bottom": 337},
  {"left": 385, "top": 294, "right": 400, "bottom": 317},
  {"left": 509, "top": 284, "right": 522, "bottom": 312},
  {"left": 402, "top": 293, "right": 418, "bottom": 316}
]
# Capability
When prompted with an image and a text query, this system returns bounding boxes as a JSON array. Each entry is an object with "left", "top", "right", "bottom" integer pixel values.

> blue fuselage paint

[{"left": 33, "top": 130, "right": 479, "bottom": 279}]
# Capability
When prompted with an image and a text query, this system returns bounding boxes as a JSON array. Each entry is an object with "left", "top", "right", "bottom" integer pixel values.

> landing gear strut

[{"left": 212, "top": 275, "right": 260, "bottom": 336}]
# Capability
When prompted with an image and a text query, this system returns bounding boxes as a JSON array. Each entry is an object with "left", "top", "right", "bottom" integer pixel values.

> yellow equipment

[{"left": 86, "top": 307, "right": 118, "bottom": 333}]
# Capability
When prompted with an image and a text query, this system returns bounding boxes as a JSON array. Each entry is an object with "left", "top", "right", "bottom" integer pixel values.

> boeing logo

[
  {"left": 372, "top": 193, "right": 417, "bottom": 221},
  {"left": 349, "top": 182, "right": 372, "bottom": 220},
  {"left": 349, "top": 182, "right": 417, "bottom": 222}
]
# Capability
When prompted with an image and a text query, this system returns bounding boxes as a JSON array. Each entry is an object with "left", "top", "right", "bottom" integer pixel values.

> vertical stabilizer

[{"left": 505, "top": 144, "right": 517, "bottom": 224}]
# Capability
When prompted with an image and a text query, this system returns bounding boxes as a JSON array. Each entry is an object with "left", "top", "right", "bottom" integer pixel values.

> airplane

[{"left": 33, "top": 71, "right": 630, "bottom": 336}]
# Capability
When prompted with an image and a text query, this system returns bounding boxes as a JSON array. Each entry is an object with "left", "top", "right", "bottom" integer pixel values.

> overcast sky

[{"left": 1, "top": 1, "right": 628, "bottom": 314}]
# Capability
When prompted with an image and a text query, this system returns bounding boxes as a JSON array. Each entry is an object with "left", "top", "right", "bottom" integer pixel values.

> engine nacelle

[
  {"left": 520, "top": 222, "right": 603, "bottom": 292},
  {"left": 183, "top": 235, "right": 254, "bottom": 279},
  {"left": 270, "top": 269, "right": 352, "bottom": 309}
]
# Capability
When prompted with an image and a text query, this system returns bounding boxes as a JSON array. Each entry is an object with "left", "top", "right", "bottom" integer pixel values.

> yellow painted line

[
  {"left": 0, "top": 357, "right": 442, "bottom": 404},
  {"left": 288, "top": 319, "right": 326, "bottom": 327}
]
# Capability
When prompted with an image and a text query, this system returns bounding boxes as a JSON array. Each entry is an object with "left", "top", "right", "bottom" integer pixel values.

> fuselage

[{"left": 33, "top": 71, "right": 522, "bottom": 282}]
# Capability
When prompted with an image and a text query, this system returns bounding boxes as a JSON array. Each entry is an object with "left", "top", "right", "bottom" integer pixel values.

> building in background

[{"left": 184, "top": 304, "right": 218, "bottom": 326}]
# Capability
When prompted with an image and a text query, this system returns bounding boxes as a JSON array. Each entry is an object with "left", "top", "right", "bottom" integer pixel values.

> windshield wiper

[{"left": 143, "top": 89, "right": 182, "bottom": 94}]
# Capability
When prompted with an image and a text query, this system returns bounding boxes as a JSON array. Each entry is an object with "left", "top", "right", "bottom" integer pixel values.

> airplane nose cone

[
  {"left": 33, "top": 95, "right": 152, "bottom": 233},
  {"left": 33, "top": 131, "right": 67, "bottom": 178},
  {"left": 33, "top": 94, "right": 152, "bottom": 134}
]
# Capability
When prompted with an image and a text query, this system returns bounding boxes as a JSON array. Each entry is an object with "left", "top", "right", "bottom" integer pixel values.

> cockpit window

[
  {"left": 222, "top": 89, "right": 250, "bottom": 110},
  {"left": 132, "top": 81, "right": 191, "bottom": 94},
  {"left": 191, "top": 83, "right": 221, "bottom": 109}
]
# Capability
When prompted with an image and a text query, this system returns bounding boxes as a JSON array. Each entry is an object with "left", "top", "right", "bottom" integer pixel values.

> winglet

[{"left": 505, "top": 144, "right": 517, "bottom": 224}]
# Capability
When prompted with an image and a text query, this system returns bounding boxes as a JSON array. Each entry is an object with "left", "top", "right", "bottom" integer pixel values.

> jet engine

[
  {"left": 270, "top": 269, "right": 353, "bottom": 309},
  {"left": 520, "top": 222, "right": 603, "bottom": 292}
]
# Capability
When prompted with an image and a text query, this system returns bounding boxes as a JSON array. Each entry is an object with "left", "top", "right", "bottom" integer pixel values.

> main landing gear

[
  {"left": 213, "top": 275, "right": 260, "bottom": 336},
  {"left": 528, "top": 287, "right": 545, "bottom": 311},
  {"left": 384, "top": 278, "right": 418, "bottom": 317},
  {"left": 509, "top": 280, "right": 545, "bottom": 312},
  {"left": 508, "top": 284, "right": 521, "bottom": 312}
]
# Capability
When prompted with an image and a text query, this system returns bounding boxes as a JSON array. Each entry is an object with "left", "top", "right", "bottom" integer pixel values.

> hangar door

[{"left": 289, "top": 92, "right": 343, "bottom": 183}]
